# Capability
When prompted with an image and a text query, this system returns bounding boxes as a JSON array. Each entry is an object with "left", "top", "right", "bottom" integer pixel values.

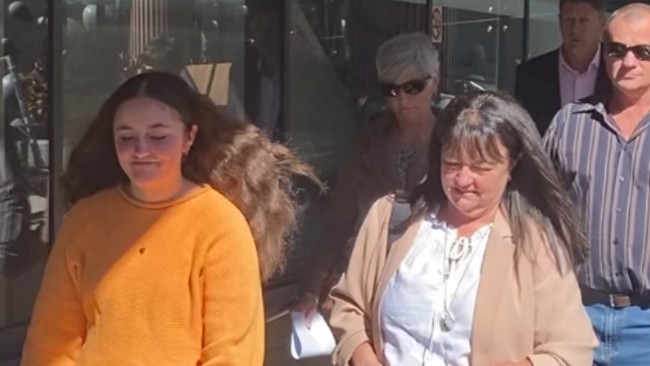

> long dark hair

[
  {"left": 62, "top": 71, "right": 322, "bottom": 282},
  {"left": 412, "top": 91, "right": 588, "bottom": 268}
]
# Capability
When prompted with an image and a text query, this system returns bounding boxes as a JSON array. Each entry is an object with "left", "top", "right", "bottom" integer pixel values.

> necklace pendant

[{"left": 440, "top": 312, "right": 455, "bottom": 332}]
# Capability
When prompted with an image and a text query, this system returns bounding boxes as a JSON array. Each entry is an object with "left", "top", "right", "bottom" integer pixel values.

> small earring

[{"left": 183, "top": 144, "right": 192, "bottom": 156}]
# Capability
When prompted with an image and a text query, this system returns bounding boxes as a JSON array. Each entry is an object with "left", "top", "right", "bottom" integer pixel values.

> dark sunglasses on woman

[
  {"left": 379, "top": 76, "right": 431, "bottom": 97},
  {"left": 603, "top": 41, "right": 650, "bottom": 61}
]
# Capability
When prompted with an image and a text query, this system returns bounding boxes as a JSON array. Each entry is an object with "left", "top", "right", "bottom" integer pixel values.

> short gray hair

[{"left": 375, "top": 32, "right": 440, "bottom": 83}]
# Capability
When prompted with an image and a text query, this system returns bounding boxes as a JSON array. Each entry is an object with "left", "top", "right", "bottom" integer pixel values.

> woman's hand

[
  {"left": 351, "top": 342, "right": 384, "bottom": 366},
  {"left": 289, "top": 292, "right": 320, "bottom": 326},
  {"left": 279, "top": 265, "right": 338, "bottom": 327}
]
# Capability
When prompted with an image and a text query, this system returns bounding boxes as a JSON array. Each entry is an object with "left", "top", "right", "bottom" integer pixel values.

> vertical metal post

[
  {"left": 281, "top": 0, "right": 291, "bottom": 136},
  {"left": 522, "top": 0, "right": 530, "bottom": 63},
  {"left": 426, "top": 0, "right": 432, "bottom": 33},
  {"left": 48, "top": 0, "right": 65, "bottom": 246}
]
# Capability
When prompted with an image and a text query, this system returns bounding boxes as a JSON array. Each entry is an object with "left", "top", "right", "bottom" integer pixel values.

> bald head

[
  {"left": 603, "top": 3, "right": 650, "bottom": 99},
  {"left": 604, "top": 3, "right": 650, "bottom": 42},
  {"left": 609, "top": 3, "right": 650, "bottom": 25}
]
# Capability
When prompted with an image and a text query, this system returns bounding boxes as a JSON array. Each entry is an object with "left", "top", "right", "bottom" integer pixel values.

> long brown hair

[
  {"left": 411, "top": 91, "right": 588, "bottom": 269},
  {"left": 62, "top": 71, "right": 322, "bottom": 282}
]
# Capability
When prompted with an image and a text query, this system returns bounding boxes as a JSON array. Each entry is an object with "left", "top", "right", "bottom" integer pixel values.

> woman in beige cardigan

[{"left": 329, "top": 92, "right": 597, "bottom": 366}]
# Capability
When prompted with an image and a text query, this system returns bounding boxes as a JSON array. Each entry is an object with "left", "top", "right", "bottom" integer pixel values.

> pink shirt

[{"left": 558, "top": 46, "right": 601, "bottom": 106}]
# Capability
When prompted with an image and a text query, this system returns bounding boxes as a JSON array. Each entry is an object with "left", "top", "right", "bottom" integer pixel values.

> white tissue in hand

[{"left": 289, "top": 311, "right": 336, "bottom": 359}]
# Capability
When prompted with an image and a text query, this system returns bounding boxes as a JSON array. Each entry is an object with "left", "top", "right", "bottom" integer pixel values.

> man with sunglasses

[
  {"left": 544, "top": 4, "right": 650, "bottom": 365},
  {"left": 515, "top": 0, "right": 608, "bottom": 135}
]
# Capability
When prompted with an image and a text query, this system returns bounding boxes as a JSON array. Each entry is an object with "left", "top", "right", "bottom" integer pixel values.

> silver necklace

[{"left": 440, "top": 232, "right": 477, "bottom": 332}]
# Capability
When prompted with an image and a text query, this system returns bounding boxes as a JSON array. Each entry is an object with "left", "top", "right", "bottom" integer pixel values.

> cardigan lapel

[{"left": 470, "top": 211, "right": 515, "bottom": 365}]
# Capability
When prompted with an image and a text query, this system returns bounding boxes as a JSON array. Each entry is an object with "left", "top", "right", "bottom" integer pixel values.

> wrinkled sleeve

[
  {"left": 200, "top": 213, "right": 264, "bottom": 366},
  {"left": 21, "top": 216, "right": 85, "bottom": 366},
  {"left": 329, "top": 198, "right": 387, "bottom": 366},
  {"left": 527, "top": 240, "right": 598, "bottom": 366}
]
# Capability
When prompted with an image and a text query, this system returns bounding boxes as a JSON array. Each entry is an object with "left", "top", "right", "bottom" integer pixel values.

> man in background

[
  {"left": 544, "top": 3, "right": 650, "bottom": 364},
  {"left": 515, "top": 0, "right": 608, "bottom": 135}
]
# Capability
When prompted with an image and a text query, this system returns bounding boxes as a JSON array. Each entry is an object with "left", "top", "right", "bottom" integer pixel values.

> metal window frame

[{"left": 48, "top": 0, "right": 64, "bottom": 248}]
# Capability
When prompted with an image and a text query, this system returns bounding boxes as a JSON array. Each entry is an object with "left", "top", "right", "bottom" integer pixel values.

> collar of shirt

[
  {"left": 571, "top": 99, "right": 650, "bottom": 139},
  {"left": 559, "top": 44, "right": 601, "bottom": 76}
]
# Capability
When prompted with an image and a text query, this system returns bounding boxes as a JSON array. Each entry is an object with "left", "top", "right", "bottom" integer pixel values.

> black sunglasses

[
  {"left": 603, "top": 41, "right": 650, "bottom": 61},
  {"left": 379, "top": 76, "right": 431, "bottom": 97}
]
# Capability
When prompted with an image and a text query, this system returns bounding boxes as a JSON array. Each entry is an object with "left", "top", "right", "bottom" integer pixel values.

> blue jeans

[{"left": 586, "top": 304, "right": 650, "bottom": 365}]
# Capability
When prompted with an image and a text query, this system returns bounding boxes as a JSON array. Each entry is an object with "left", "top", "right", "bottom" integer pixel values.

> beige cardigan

[{"left": 329, "top": 197, "right": 597, "bottom": 366}]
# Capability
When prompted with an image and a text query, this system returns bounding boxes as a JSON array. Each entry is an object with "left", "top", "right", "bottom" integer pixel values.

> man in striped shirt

[{"left": 543, "top": 4, "right": 650, "bottom": 365}]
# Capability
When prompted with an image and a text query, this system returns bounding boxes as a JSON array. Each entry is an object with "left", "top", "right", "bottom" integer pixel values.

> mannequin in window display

[
  {"left": 0, "top": 0, "right": 49, "bottom": 278},
  {"left": 0, "top": 115, "right": 31, "bottom": 278},
  {"left": 205, "top": 1, "right": 285, "bottom": 140},
  {"left": 244, "top": 4, "right": 284, "bottom": 141}
]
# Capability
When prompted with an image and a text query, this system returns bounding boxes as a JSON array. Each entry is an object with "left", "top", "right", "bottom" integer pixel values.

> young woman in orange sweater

[{"left": 21, "top": 71, "right": 318, "bottom": 365}]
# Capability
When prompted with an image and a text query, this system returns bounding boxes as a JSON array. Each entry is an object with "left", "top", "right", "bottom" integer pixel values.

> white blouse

[{"left": 380, "top": 213, "right": 491, "bottom": 366}]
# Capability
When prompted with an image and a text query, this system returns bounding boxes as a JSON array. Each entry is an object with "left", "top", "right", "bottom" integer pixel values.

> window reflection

[
  {"left": 60, "top": 0, "right": 290, "bottom": 144},
  {"left": 62, "top": 0, "right": 250, "bottom": 158},
  {"left": 1, "top": 0, "right": 50, "bottom": 329},
  {"left": 245, "top": 1, "right": 284, "bottom": 141},
  {"left": 435, "top": 0, "right": 524, "bottom": 95}
]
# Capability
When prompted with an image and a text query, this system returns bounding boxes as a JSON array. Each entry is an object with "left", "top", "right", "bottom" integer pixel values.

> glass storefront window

[
  {"left": 528, "top": 0, "right": 562, "bottom": 60},
  {"left": 62, "top": 0, "right": 254, "bottom": 158},
  {"left": 433, "top": 0, "right": 525, "bottom": 96},
  {"left": 1, "top": 0, "right": 51, "bottom": 333},
  {"left": 1, "top": 0, "right": 639, "bottom": 363},
  {"left": 301, "top": 0, "right": 526, "bottom": 108}
]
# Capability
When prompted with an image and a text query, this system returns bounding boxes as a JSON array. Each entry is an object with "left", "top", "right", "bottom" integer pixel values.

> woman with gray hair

[{"left": 288, "top": 32, "right": 440, "bottom": 322}]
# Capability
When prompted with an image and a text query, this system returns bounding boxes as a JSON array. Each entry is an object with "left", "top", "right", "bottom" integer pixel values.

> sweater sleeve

[
  {"left": 200, "top": 212, "right": 265, "bottom": 366},
  {"left": 21, "top": 216, "right": 86, "bottom": 366}
]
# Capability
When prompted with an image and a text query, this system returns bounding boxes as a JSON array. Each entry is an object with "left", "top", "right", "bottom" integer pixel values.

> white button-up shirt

[{"left": 380, "top": 214, "right": 491, "bottom": 366}]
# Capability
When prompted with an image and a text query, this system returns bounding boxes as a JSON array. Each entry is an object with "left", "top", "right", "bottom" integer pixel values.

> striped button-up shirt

[{"left": 543, "top": 99, "right": 650, "bottom": 295}]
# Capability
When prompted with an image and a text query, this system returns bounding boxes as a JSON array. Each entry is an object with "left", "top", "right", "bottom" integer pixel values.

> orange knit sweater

[{"left": 21, "top": 185, "right": 264, "bottom": 365}]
